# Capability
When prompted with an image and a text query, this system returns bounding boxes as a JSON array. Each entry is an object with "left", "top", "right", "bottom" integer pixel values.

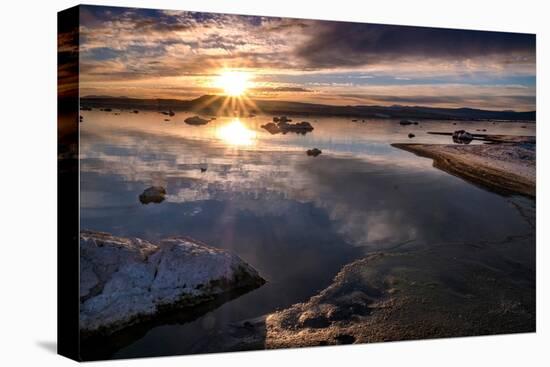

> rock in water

[
  {"left": 184, "top": 115, "right": 209, "bottom": 125},
  {"left": 307, "top": 148, "right": 322, "bottom": 157},
  {"left": 408, "top": 133, "right": 415, "bottom": 138},
  {"left": 79, "top": 230, "right": 265, "bottom": 335},
  {"left": 275, "top": 120, "right": 314, "bottom": 134},
  {"left": 261, "top": 122, "right": 281, "bottom": 135},
  {"left": 278, "top": 115, "right": 292, "bottom": 123},
  {"left": 452, "top": 130, "right": 474, "bottom": 144},
  {"left": 139, "top": 186, "right": 166, "bottom": 204}
]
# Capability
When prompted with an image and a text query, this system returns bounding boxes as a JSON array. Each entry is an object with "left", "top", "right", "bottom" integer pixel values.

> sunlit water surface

[{"left": 79, "top": 110, "right": 535, "bottom": 358}]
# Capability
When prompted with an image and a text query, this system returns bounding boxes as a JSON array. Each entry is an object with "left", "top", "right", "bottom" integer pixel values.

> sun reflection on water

[{"left": 216, "top": 119, "right": 257, "bottom": 146}]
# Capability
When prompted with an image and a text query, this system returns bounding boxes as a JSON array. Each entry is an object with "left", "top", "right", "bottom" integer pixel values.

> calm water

[{"left": 79, "top": 110, "right": 535, "bottom": 358}]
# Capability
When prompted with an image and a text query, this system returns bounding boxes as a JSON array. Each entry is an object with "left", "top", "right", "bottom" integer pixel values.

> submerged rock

[
  {"left": 79, "top": 230, "right": 265, "bottom": 335},
  {"left": 184, "top": 115, "right": 209, "bottom": 125},
  {"left": 139, "top": 186, "right": 166, "bottom": 204},
  {"left": 307, "top": 148, "right": 322, "bottom": 157},
  {"left": 255, "top": 242, "right": 534, "bottom": 350}
]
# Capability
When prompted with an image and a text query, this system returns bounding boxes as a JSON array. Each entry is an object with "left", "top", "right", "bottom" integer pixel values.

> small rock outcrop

[
  {"left": 452, "top": 130, "right": 474, "bottom": 144},
  {"left": 80, "top": 231, "right": 265, "bottom": 335},
  {"left": 139, "top": 186, "right": 166, "bottom": 204},
  {"left": 307, "top": 148, "right": 322, "bottom": 157},
  {"left": 263, "top": 120, "right": 314, "bottom": 135},
  {"left": 408, "top": 133, "right": 415, "bottom": 138},
  {"left": 261, "top": 122, "right": 281, "bottom": 135},
  {"left": 279, "top": 120, "right": 314, "bottom": 133},
  {"left": 184, "top": 116, "right": 209, "bottom": 125}
]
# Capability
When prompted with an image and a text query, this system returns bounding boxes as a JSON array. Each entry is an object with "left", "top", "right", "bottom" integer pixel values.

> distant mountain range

[{"left": 81, "top": 95, "right": 536, "bottom": 122}]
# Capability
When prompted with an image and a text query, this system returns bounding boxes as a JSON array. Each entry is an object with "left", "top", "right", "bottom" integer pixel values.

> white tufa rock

[{"left": 80, "top": 230, "right": 264, "bottom": 334}]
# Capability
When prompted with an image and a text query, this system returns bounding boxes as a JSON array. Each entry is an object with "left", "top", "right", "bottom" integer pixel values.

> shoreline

[
  {"left": 194, "top": 236, "right": 535, "bottom": 352},
  {"left": 392, "top": 141, "right": 535, "bottom": 198}
]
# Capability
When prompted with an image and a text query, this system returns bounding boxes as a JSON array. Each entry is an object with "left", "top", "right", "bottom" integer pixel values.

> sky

[{"left": 77, "top": 5, "right": 536, "bottom": 111}]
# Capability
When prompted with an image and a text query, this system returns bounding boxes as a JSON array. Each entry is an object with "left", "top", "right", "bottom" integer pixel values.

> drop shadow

[{"left": 36, "top": 340, "right": 57, "bottom": 354}]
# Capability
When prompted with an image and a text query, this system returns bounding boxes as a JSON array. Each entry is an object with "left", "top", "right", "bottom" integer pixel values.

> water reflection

[
  {"left": 79, "top": 110, "right": 535, "bottom": 359},
  {"left": 216, "top": 118, "right": 257, "bottom": 146}
]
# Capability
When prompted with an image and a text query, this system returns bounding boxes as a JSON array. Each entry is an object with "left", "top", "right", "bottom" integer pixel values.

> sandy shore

[{"left": 392, "top": 141, "right": 535, "bottom": 197}]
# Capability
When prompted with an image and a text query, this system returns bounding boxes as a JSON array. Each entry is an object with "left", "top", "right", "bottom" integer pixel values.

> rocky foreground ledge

[
  {"left": 80, "top": 230, "right": 265, "bottom": 335},
  {"left": 195, "top": 237, "right": 534, "bottom": 352},
  {"left": 392, "top": 141, "right": 535, "bottom": 197}
]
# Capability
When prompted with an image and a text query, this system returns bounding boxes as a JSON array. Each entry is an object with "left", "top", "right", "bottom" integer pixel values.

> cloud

[
  {"left": 76, "top": 5, "right": 536, "bottom": 110},
  {"left": 251, "top": 86, "right": 312, "bottom": 92},
  {"left": 336, "top": 93, "right": 535, "bottom": 110},
  {"left": 295, "top": 22, "right": 535, "bottom": 69}
]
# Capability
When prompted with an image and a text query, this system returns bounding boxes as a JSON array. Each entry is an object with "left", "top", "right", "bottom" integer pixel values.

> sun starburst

[{"left": 215, "top": 71, "right": 251, "bottom": 97}]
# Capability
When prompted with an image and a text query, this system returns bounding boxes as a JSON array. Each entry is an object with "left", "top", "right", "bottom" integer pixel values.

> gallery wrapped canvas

[{"left": 58, "top": 4, "right": 536, "bottom": 361}]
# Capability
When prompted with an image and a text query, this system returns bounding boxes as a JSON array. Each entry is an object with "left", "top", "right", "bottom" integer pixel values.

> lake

[{"left": 79, "top": 110, "right": 535, "bottom": 358}]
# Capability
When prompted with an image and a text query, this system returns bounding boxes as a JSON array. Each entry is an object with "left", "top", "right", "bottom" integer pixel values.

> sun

[{"left": 215, "top": 71, "right": 251, "bottom": 96}]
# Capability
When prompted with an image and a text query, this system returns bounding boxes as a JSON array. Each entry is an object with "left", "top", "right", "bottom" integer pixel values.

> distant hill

[{"left": 80, "top": 95, "right": 536, "bottom": 122}]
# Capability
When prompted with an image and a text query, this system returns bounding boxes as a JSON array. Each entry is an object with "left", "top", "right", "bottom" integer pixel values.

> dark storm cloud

[{"left": 296, "top": 22, "right": 536, "bottom": 68}]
